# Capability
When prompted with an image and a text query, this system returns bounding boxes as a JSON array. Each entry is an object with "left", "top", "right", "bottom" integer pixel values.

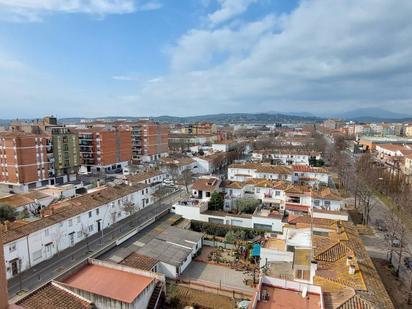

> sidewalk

[{"left": 7, "top": 189, "right": 184, "bottom": 299}]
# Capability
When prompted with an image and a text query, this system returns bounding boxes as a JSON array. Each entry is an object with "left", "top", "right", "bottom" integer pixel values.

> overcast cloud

[
  {"left": 1, "top": 0, "right": 412, "bottom": 117},
  {"left": 126, "top": 0, "right": 412, "bottom": 116}
]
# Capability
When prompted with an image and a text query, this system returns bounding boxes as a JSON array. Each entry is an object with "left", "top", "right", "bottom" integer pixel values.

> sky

[{"left": 0, "top": 0, "right": 412, "bottom": 118}]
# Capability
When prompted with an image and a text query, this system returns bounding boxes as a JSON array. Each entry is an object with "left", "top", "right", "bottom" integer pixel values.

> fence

[{"left": 203, "top": 239, "right": 236, "bottom": 249}]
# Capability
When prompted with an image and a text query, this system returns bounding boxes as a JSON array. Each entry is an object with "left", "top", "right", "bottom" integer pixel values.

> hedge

[{"left": 190, "top": 220, "right": 265, "bottom": 240}]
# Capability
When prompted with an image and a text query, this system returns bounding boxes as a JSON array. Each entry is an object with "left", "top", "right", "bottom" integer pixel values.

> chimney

[
  {"left": 348, "top": 264, "right": 356, "bottom": 275},
  {"left": 0, "top": 224, "right": 10, "bottom": 309}
]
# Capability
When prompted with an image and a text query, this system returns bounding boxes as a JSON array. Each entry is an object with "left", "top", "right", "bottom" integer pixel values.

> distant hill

[
  {"left": 334, "top": 108, "right": 412, "bottom": 122},
  {"left": 59, "top": 113, "right": 321, "bottom": 124}
]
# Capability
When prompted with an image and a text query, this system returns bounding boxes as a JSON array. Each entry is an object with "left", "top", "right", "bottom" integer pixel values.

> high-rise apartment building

[
  {"left": 128, "top": 120, "right": 169, "bottom": 163},
  {"left": 0, "top": 132, "right": 54, "bottom": 192},
  {"left": 6, "top": 116, "right": 80, "bottom": 184},
  {"left": 77, "top": 127, "right": 132, "bottom": 173},
  {"left": 51, "top": 127, "right": 80, "bottom": 179}
]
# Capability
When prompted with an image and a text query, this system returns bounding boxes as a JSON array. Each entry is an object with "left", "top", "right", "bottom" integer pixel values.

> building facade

[
  {"left": 51, "top": 127, "right": 80, "bottom": 180},
  {"left": 77, "top": 127, "right": 132, "bottom": 173},
  {"left": 129, "top": 121, "right": 169, "bottom": 163},
  {"left": 0, "top": 132, "right": 54, "bottom": 193}
]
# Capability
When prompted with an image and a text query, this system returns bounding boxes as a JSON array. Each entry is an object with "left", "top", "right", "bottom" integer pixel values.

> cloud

[
  {"left": 208, "top": 0, "right": 257, "bottom": 26},
  {"left": 138, "top": 1, "right": 162, "bottom": 11},
  {"left": 0, "top": 0, "right": 162, "bottom": 21},
  {"left": 126, "top": 0, "right": 412, "bottom": 116}
]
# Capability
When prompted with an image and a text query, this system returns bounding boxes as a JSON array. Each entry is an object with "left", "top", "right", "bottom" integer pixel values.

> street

[{"left": 7, "top": 188, "right": 186, "bottom": 300}]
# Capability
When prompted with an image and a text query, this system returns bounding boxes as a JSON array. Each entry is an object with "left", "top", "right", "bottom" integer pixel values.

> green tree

[
  {"left": 0, "top": 204, "right": 17, "bottom": 223},
  {"left": 235, "top": 199, "right": 259, "bottom": 214},
  {"left": 224, "top": 230, "right": 236, "bottom": 244},
  {"left": 208, "top": 192, "right": 224, "bottom": 211}
]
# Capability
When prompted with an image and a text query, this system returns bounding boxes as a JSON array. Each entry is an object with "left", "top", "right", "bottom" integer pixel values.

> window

[
  {"left": 88, "top": 225, "right": 94, "bottom": 232},
  {"left": 275, "top": 191, "right": 280, "bottom": 196},
  {"left": 45, "top": 229, "right": 50, "bottom": 237},
  {"left": 88, "top": 211, "right": 92, "bottom": 218},
  {"left": 96, "top": 208, "right": 99, "bottom": 215},
  {"left": 33, "top": 249, "right": 42, "bottom": 261},
  {"left": 314, "top": 200, "right": 320, "bottom": 206},
  {"left": 68, "top": 219, "right": 73, "bottom": 227},
  {"left": 9, "top": 243, "right": 16, "bottom": 253}
]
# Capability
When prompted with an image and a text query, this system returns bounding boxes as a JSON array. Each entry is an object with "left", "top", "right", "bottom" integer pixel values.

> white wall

[
  {"left": 158, "top": 262, "right": 178, "bottom": 279},
  {"left": 260, "top": 248, "right": 293, "bottom": 267},
  {"left": 3, "top": 188, "right": 153, "bottom": 279}
]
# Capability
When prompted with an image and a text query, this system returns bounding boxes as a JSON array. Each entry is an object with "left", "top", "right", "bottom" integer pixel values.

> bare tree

[{"left": 181, "top": 169, "right": 192, "bottom": 194}]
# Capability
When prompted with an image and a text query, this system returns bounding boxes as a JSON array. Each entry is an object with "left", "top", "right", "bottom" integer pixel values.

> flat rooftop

[
  {"left": 264, "top": 238, "right": 286, "bottom": 251},
  {"left": 137, "top": 238, "right": 192, "bottom": 267},
  {"left": 62, "top": 264, "right": 153, "bottom": 304},
  {"left": 256, "top": 284, "right": 322, "bottom": 309}
]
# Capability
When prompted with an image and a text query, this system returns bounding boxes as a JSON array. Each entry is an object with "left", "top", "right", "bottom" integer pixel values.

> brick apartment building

[
  {"left": 77, "top": 127, "right": 132, "bottom": 173},
  {"left": 0, "top": 116, "right": 81, "bottom": 192},
  {"left": 0, "top": 132, "right": 54, "bottom": 193},
  {"left": 128, "top": 120, "right": 169, "bottom": 163}
]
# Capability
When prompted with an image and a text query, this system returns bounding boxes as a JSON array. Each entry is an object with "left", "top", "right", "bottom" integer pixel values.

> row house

[
  {"left": 192, "top": 152, "right": 229, "bottom": 174},
  {"left": 292, "top": 165, "right": 330, "bottom": 186},
  {"left": 222, "top": 180, "right": 343, "bottom": 214},
  {"left": 159, "top": 156, "right": 197, "bottom": 177},
  {"left": 0, "top": 190, "right": 54, "bottom": 218},
  {"left": 375, "top": 143, "right": 412, "bottom": 158},
  {"left": 1, "top": 183, "right": 152, "bottom": 279},
  {"left": 228, "top": 162, "right": 292, "bottom": 182},
  {"left": 251, "top": 149, "right": 321, "bottom": 165}
]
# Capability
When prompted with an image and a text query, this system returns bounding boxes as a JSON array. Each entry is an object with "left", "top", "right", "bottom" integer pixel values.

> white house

[
  {"left": 212, "top": 140, "right": 237, "bottom": 152},
  {"left": 191, "top": 177, "right": 221, "bottom": 201},
  {"left": 228, "top": 163, "right": 292, "bottom": 182},
  {"left": 159, "top": 157, "right": 197, "bottom": 177},
  {"left": 2, "top": 183, "right": 153, "bottom": 279},
  {"left": 137, "top": 226, "right": 203, "bottom": 279},
  {"left": 0, "top": 191, "right": 54, "bottom": 218},
  {"left": 251, "top": 150, "right": 321, "bottom": 165},
  {"left": 292, "top": 165, "right": 330, "bottom": 186}
]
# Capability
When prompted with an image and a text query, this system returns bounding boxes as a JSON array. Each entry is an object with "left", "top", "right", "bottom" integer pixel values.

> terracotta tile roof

[
  {"left": 285, "top": 203, "right": 309, "bottom": 212},
  {"left": 255, "top": 165, "right": 292, "bottom": 175},
  {"left": 288, "top": 216, "right": 336, "bottom": 229},
  {"left": 311, "top": 188, "right": 343, "bottom": 201},
  {"left": 126, "top": 170, "right": 164, "bottom": 183},
  {"left": 62, "top": 263, "right": 153, "bottom": 304},
  {"left": 1, "top": 184, "right": 147, "bottom": 244},
  {"left": 312, "top": 221, "right": 394, "bottom": 309},
  {"left": 292, "top": 165, "right": 328, "bottom": 173},
  {"left": 160, "top": 157, "right": 195, "bottom": 167},
  {"left": 223, "top": 181, "right": 246, "bottom": 189},
  {"left": 15, "top": 282, "right": 94, "bottom": 309},
  {"left": 0, "top": 191, "right": 50, "bottom": 208},
  {"left": 120, "top": 252, "right": 159, "bottom": 271},
  {"left": 192, "top": 177, "right": 221, "bottom": 192},
  {"left": 336, "top": 295, "right": 373, "bottom": 309},
  {"left": 284, "top": 184, "right": 311, "bottom": 195}
]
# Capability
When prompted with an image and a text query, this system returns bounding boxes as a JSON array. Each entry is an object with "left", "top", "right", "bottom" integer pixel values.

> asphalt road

[{"left": 7, "top": 188, "right": 186, "bottom": 300}]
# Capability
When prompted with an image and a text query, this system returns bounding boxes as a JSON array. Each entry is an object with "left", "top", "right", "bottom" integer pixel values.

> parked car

[
  {"left": 392, "top": 238, "right": 401, "bottom": 247},
  {"left": 404, "top": 257, "right": 412, "bottom": 269},
  {"left": 162, "top": 178, "right": 175, "bottom": 186}
]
